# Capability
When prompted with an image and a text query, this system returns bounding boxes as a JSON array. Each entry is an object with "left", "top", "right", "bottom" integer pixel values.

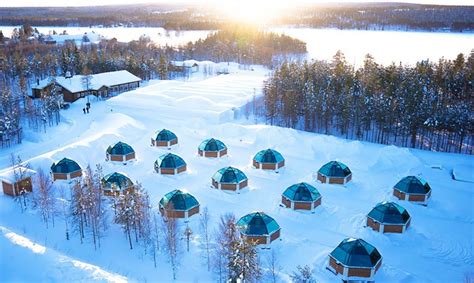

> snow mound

[
  {"left": 452, "top": 164, "right": 474, "bottom": 183},
  {"left": 368, "top": 145, "right": 421, "bottom": 174},
  {"left": 0, "top": 226, "right": 127, "bottom": 283}
]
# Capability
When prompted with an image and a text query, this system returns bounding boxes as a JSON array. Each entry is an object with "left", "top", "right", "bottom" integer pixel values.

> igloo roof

[
  {"left": 282, "top": 182, "right": 321, "bottom": 202},
  {"left": 318, "top": 161, "right": 351, "bottom": 178},
  {"left": 330, "top": 238, "right": 382, "bottom": 268},
  {"left": 236, "top": 212, "right": 280, "bottom": 236},
  {"left": 212, "top": 166, "right": 247, "bottom": 184},
  {"left": 155, "top": 153, "right": 186, "bottom": 169},
  {"left": 102, "top": 172, "right": 133, "bottom": 191},
  {"left": 106, "top": 141, "right": 135, "bottom": 156},
  {"left": 159, "top": 189, "right": 199, "bottom": 211},
  {"left": 198, "top": 138, "right": 227, "bottom": 152},
  {"left": 394, "top": 176, "right": 431, "bottom": 195},
  {"left": 154, "top": 129, "right": 177, "bottom": 142},
  {"left": 51, "top": 158, "right": 81, "bottom": 174},
  {"left": 253, "top": 149, "right": 284, "bottom": 164},
  {"left": 368, "top": 201, "right": 410, "bottom": 225}
]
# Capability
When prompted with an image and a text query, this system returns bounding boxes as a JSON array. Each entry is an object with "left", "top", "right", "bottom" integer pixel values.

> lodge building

[{"left": 31, "top": 70, "right": 141, "bottom": 103}]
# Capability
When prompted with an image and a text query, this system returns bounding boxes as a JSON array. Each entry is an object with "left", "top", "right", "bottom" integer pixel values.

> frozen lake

[
  {"left": 272, "top": 27, "right": 474, "bottom": 66},
  {"left": 0, "top": 26, "right": 214, "bottom": 47},
  {"left": 1, "top": 25, "right": 473, "bottom": 65}
]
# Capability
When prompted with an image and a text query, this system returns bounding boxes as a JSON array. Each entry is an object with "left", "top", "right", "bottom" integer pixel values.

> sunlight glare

[{"left": 215, "top": 0, "right": 289, "bottom": 24}]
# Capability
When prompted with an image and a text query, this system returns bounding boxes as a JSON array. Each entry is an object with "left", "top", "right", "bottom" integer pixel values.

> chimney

[{"left": 36, "top": 79, "right": 39, "bottom": 85}]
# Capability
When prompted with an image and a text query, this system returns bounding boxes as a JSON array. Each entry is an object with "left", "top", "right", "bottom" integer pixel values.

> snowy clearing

[{"left": 0, "top": 62, "right": 473, "bottom": 282}]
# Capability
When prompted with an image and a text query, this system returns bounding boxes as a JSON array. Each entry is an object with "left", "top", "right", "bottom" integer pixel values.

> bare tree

[
  {"left": 290, "top": 265, "right": 316, "bottom": 283},
  {"left": 150, "top": 212, "right": 160, "bottom": 268},
  {"left": 184, "top": 225, "right": 193, "bottom": 252},
  {"left": 70, "top": 179, "right": 87, "bottom": 244},
  {"left": 114, "top": 190, "right": 135, "bottom": 249},
  {"left": 10, "top": 154, "right": 31, "bottom": 212},
  {"left": 114, "top": 182, "right": 150, "bottom": 251},
  {"left": 161, "top": 215, "right": 180, "bottom": 280},
  {"left": 81, "top": 66, "right": 93, "bottom": 103},
  {"left": 68, "top": 164, "right": 107, "bottom": 248},
  {"left": 200, "top": 206, "right": 211, "bottom": 271},
  {"left": 57, "top": 186, "right": 70, "bottom": 240},
  {"left": 265, "top": 249, "right": 282, "bottom": 283},
  {"left": 228, "top": 238, "right": 262, "bottom": 282},
  {"left": 32, "top": 167, "right": 55, "bottom": 228},
  {"left": 213, "top": 213, "right": 239, "bottom": 283},
  {"left": 83, "top": 164, "right": 107, "bottom": 250},
  {"left": 464, "top": 272, "right": 474, "bottom": 283}
]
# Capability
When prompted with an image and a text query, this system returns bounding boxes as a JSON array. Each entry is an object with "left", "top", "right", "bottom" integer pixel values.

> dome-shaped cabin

[
  {"left": 317, "top": 161, "right": 352, "bottom": 185},
  {"left": 159, "top": 189, "right": 200, "bottom": 219},
  {"left": 236, "top": 212, "right": 281, "bottom": 245},
  {"left": 154, "top": 153, "right": 187, "bottom": 175},
  {"left": 51, "top": 158, "right": 82, "bottom": 181},
  {"left": 253, "top": 149, "right": 285, "bottom": 170},
  {"left": 106, "top": 141, "right": 136, "bottom": 163},
  {"left": 282, "top": 182, "right": 322, "bottom": 211},
  {"left": 212, "top": 166, "right": 248, "bottom": 191},
  {"left": 367, "top": 201, "right": 411, "bottom": 233},
  {"left": 151, "top": 129, "right": 178, "bottom": 148},
  {"left": 393, "top": 176, "right": 431, "bottom": 204},
  {"left": 198, "top": 138, "right": 227, "bottom": 158},
  {"left": 101, "top": 172, "right": 134, "bottom": 196},
  {"left": 327, "top": 238, "right": 382, "bottom": 281}
]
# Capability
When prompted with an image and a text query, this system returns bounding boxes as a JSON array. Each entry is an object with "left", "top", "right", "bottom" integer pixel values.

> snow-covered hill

[{"left": 0, "top": 62, "right": 473, "bottom": 282}]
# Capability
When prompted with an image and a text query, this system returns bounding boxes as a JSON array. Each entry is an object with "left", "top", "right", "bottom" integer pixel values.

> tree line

[
  {"left": 282, "top": 3, "right": 474, "bottom": 32},
  {"left": 1, "top": 3, "right": 473, "bottom": 32},
  {"left": 263, "top": 51, "right": 473, "bottom": 154}
]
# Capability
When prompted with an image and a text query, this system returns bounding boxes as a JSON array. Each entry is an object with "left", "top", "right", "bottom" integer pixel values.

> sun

[{"left": 213, "top": 0, "right": 290, "bottom": 25}]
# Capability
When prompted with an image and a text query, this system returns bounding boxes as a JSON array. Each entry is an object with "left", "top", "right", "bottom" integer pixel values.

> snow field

[{"left": 0, "top": 62, "right": 473, "bottom": 282}]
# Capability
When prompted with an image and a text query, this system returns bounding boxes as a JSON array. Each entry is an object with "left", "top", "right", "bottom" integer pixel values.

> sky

[{"left": 1, "top": 0, "right": 473, "bottom": 7}]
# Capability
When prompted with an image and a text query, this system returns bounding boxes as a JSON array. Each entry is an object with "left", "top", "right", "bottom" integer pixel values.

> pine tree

[{"left": 157, "top": 53, "right": 168, "bottom": 80}]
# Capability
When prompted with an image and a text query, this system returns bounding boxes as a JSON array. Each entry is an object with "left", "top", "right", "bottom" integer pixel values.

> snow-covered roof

[
  {"left": 0, "top": 166, "right": 36, "bottom": 183},
  {"left": 32, "top": 78, "right": 54, "bottom": 90},
  {"left": 170, "top": 60, "right": 199, "bottom": 67},
  {"left": 57, "top": 70, "right": 141, "bottom": 93},
  {"left": 33, "top": 70, "right": 141, "bottom": 93}
]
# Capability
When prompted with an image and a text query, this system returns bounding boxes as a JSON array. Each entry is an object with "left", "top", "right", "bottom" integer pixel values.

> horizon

[{"left": 2, "top": 0, "right": 474, "bottom": 7}]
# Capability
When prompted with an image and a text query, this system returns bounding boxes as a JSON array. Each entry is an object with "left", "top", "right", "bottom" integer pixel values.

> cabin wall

[
  {"left": 328, "top": 177, "right": 345, "bottom": 184},
  {"left": 329, "top": 257, "right": 345, "bottom": 275},
  {"left": 261, "top": 163, "right": 277, "bottom": 170},
  {"left": 2, "top": 181, "right": 15, "bottom": 196},
  {"left": 367, "top": 217, "right": 381, "bottom": 232},
  {"left": 347, "top": 267, "right": 372, "bottom": 277},
  {"left": 294, "top": 202, "right": 312, "bottom": 210},
  {"left": 270, "top": 229, "right": 280, "bottom": 242},
  {"left": 383, "top": 224, "right": 404, "bottom": 233},
  {"left": 282, "top": 196, "right": 292, "bottom": 208},
  {"left": 221, "top": 183, "right": 237, "bottom": 191},
  {"left": 317, "top": 173, "right": 327, "bottom": 183},
  {"left": 125, "top": 153, "right": 135, "bottom": 161}
]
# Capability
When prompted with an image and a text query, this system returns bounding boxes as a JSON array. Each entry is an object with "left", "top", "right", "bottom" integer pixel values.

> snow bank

[
  {"left": 0, "top": 226, "right": 127, "bottom": 283},
  {"left": 452, "top": 164, "right": 474, "bottom": 183}
]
